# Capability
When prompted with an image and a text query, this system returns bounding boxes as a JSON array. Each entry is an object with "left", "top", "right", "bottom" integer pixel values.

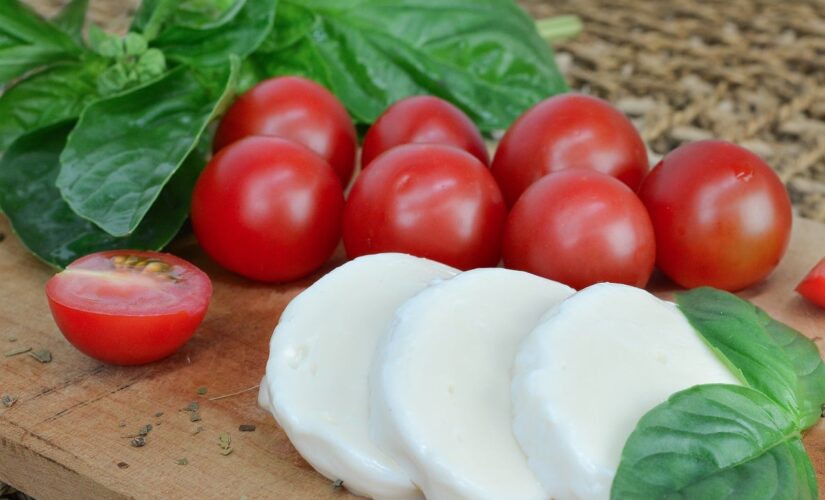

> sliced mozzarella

[
  {"left": 511, "top": 283, "right": 741, "bottom": 500},
  {"left": 259, "top": 253, "right": 458, "bottom": 499},
  {"left": 371, "top": 268, "right": 574, "bottom": 500}
]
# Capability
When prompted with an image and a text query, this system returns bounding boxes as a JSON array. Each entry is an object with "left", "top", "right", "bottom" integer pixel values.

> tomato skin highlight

[
  {"left": 639, "top": 140, "right": 792, "bottom": 291},
  {"left": 491, "top": 93, "right": 648, "bottom": 206},
  {"left": 503, "top": 170, "right": 656, "bottom": 290},
  {"left": 797, "top": 258, "right": 825, "bottom": 308},
  {"left": 343, "top": 144, "right": 506, "bottom": 270},
  {"left": 191, "top": 136, "right": 344, "bottom": 282},
  {"left": 213, "top": 76, "right": 357, "bottom": 185},
  {"left": 45, "top": 251, "right": 211, "bottom": 366},
  {"left": 361, "top": 95, "right": 489, "bottom": 168}
]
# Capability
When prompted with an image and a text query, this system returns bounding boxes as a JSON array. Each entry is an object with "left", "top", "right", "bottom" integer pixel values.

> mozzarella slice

[
  {"left": 259, "top": 253, "right": 458, "bottom": 499},
  {"left": 511, "top": 283, "right": 741, "bottom": 500},
  {"left": 371, "top": 268, "right": 574, "bottom": 500}
]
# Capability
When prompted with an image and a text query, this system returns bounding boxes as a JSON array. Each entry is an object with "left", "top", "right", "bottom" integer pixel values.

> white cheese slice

[
  {"left": 370, "top": 268, "right": 574, "bottom": 499},
  {"left": 259, "top": 253, "right": 458, "bottom": 499},
  {"left": 511, "top": 283, "right": 741, "bottom": 500}
]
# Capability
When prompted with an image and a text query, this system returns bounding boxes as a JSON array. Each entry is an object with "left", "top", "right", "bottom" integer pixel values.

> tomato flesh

[
  {"left": 797, "top": 258, "right": 825, "bottom": 308},
  {"left": 213, "top": 76, "right": 357, "bottom": 186},
  {"left": 503, "top": 170, "right": 656, "bottom": 289},
  {"left": 361, "top": 95, "right": 489, "bottom": 168},
  {"left": 639, "top": 140, "right": 792, "bottom": 291},
  {"left": 343, "top": 144, "right": 506, "bottom": 270},
  {"left": 45, "top": 251, "right": 212, "bottom": 366},
  {"left": 492, "top": 93, "right": 648, "bottom": 206}
]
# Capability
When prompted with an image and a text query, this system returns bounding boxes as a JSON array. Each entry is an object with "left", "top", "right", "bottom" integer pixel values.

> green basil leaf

[
  {"left": 53, "top": 0, "right": 89, "bottom": 43},
  {"left": 0, "top": 121, "right": 206, "bottom": 268},
  {"left": 132, "top": 0, "right": 239, "bottom": 37},
  {"left": 131, "top": 0, "right": 177, "bottom": 40},
  {"left": 611, "top": 384, "right": 817, "bottom": 500},
  {"left": 57, "top": 60, "right": 238, "bottom": 237},
  {"left": 0, "top": 0, "right": 81, "bottom": 84},
  {"left": 0, "top": 62, "right": 101, "bottom": 151},
  {"left": 253, "top": 0, "right": 567, "bottom": 131},
  {"left": 153, "top": 0, "right": 277, "bottom": 67},
  {"left": 676, "top": 288, "right": 825, "bottom": 429}
]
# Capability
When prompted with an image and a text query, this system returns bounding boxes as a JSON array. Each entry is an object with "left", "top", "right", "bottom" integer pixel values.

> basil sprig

[{"left": 0, "top": 0, "right": 568, "bottom": 267}]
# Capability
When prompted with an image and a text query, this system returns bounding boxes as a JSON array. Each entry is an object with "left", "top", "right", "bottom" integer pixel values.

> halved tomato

[
  {"left": 797, "top": 257, "right": 825, "bottom": 309},
  {"left": 45, "top": 251, "right": 212, "bottom": 365}
]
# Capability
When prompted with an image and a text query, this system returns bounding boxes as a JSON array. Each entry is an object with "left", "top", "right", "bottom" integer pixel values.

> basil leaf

[
  {"left": 611, "top": 384, "right": 817, "bottom": 500},
  {"left": 0, "top": 62, "right": 101, "bottom": 150},
  {"left": 253, "top": 0, "right": 566, "bottom": 131},
  {"left": 57, "top": 60, "right": 238, "bottom": 237},
  {"left": 0, "top": 0, "right": 80, "bottom": 84},
  {"left": 676, "top": 288, "right": 825, "bottom": 429},
  {"left": 153, "top": 0, "right": 277, "bottom": 67},
  {"left": 53, "top": 0, "right": 89, "bottom": 43},
  {"left": 0, "top": 122, "right": 206, "bottom": 268}
]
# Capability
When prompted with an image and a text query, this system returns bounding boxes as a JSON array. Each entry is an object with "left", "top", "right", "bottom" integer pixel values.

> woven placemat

[{"left": 22, "top": 0, "right": 825, "bottom": 221}]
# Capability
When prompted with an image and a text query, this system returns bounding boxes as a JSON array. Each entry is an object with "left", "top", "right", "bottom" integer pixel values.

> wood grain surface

[{"left": 1, "top": 214, "right": 824, "bottom": 499}]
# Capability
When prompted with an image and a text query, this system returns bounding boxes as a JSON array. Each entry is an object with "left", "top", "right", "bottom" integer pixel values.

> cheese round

[
  {"left": 259, "top": 253, "right": 457, "bottom": 499},
  {"left": 511, "top": 283, "right": 741, "bottom": 500},
  {"left": 370, "top": 268, "right": 574, "bottom": 499}
]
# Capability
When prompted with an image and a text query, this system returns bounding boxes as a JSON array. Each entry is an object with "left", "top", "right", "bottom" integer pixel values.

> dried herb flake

[
  {"left": 189, "top": 412, "right": 202, "bottom": 422},
  {"left": 196, "top": 386, "right": 208, "bottom": 395},
  {"left": 155, "top": 411, "right": 164, "bottom": 418},
  {"left": 130, "top": 436, "right": 146, "bottom": 448},
  {"left": 332, "top": 479, "right": 344, "bottom": 489},
  {"left": 117, "top": 462, "right": 129, "bottom": 469},
  {"left": 29, "top": 349, "right": 52, "bottom": 363},
  {"left": 1, "top": 395, "right": 17, "bottom": 408},
  {"left": 175, "top": 457, "right": 189, "bottom": 465},
  {"left": 4, "top": 346, "right": 31, "bottom": 357},
  {"left": 238, "top": 424, "right": 256, "bottom": 432},
  {"left": 218, "top": 432, "right": 233, "bottom": 456}
]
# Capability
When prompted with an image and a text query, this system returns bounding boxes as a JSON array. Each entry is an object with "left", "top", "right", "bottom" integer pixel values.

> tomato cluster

[
  {"left": 191, "top": 76, "right": 793, "bottom": 293},
  {"left": 47, "top": 78, "right": 800, "bottom": 365}
]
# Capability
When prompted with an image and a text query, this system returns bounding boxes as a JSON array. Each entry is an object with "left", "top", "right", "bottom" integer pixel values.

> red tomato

[
  {"left": 191, "top": 136, "right": 344, "bottom": 282},
  {"left": 491, "top": 93, "right": 649, "bottom": 206},
  {"left": 639, "top": 140, "right": 792, "bottom": 291},
  {"left": 503, "top": 170, "right": 655, "bottom": 290},
  {"left": 797, "top": 258, "right": 825, "bottom": 308},
  {"left": 361, "top": 95, "right": 489, "bottom": 168},
  {"left": 45, "top": 251, "right": 211, "bottom": 365},
  {"left": 343, "top": 144, "right": 506, "bottom": 270},
  {"left": 213, "top": 76, "right": 357, "bottom": 185}
]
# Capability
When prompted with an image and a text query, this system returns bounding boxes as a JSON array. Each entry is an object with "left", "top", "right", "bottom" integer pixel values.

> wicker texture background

[{"left": 22, "top": 0, "right": 825, "bottom": 221}]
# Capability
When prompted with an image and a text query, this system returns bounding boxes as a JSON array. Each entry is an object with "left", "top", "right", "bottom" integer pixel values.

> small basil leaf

[
  {"left": 253, "top": 0, "right": 567, "bottom": 132},
  {"left": 0, "top": 122, "right": 206, "bottom": 268},
  {"left": 0, "top": 62, "right": 100, "bottom": 151},
  {"left": 611, "top": 384, "right": 817, "bottom": 500},
  {"left": 95, "top": 63, "right": 130, "bottom": 95},
  {"left": 124, "top": 33, "right": 148, "bottom": 56},
  {"left": 88, "top": 25, "right": 123, "bottom": 59},
  {"left": 57, "top": 60, "right": 238, "bottom": 237},
  {"left": 676, "top": 288, "right": 825, "bottom": 429},
  {"left": 53, "top": 0, "right": 89, "bottom": 43},
  {"left": 153, "top": 0, "right": 277, "bottom": 67},
  {"left": 135, "top": 48, "right": 166, "bottom": 80}
]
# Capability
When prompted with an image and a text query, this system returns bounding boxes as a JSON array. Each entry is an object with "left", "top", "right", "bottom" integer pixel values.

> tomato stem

[{"left": 535, "top": 15, "right": 583, "bottom": 44}]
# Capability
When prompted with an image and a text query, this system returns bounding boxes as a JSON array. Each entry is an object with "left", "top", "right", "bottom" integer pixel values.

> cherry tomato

[
  {"left": 639, "top": 140, "right": 792, "bottom": 291},
  {"left": 191, "top": 136, "right": 344, "bottom": 282},
  {"left": 797, "top": 258, "right": 825, "bottom": 308},
  {"left": 45, "top": 251, "right": 211, "bottom": 365},
  {"left": 492, "top": 93, "right": 648, "bottom": 206},
  {"left": 213, "top": 76, "right": 357, "bottom": 185},
  {"left": 361, "top": 95, "right": 489, "bottom": 168},
  {"left": 343, "top": 144, "right": 506, "bottom": 270},
  {"left": 503, "top": 170, "right": 655, "bottom": 290}
]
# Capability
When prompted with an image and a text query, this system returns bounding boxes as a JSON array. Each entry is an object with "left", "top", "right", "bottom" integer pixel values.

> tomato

[
  {"left": 191, "top": 136, "right": 344, "bottom": 282},
  {"left": 45, "top": 251, "right": 211, "bottom": 365},
  {"left": 361, "top": 95, "right": 489, "bottom": 168},
  {"left": 343, "top": 144, "right": 506, "bottom": 270},
  {"left": 491, "top": 93, "right": 648, "bottom": 206},
  {"left": 213, "top": 76, "right": 357, "bottom": 185},
  {"left": 503, "top": 170, "right": 655, "bottom": 290},
  {"left": 797, "top": 258, "right": 825, "bottom": 308},
  {"left": 639, "top": 140, "right": 792, "bottom": 291}
]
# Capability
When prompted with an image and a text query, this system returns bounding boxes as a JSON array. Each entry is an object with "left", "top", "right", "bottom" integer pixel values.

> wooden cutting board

[{"left": 1, "top": 213, "right": 824, "bottom": 499}]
